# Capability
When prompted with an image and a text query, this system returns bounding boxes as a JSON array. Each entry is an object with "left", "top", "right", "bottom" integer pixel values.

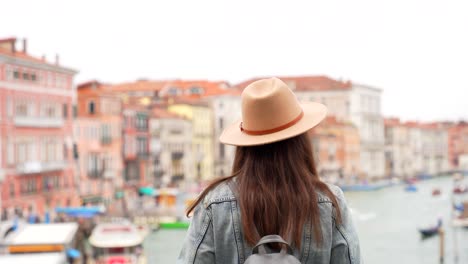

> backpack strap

[{"left": 252, "top": 234, "right": 294, "bottom": 255}]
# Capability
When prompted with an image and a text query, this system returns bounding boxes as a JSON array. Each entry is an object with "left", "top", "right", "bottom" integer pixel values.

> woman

[{"left": 178, "top": 78, "right": 361, "bottom": 264}]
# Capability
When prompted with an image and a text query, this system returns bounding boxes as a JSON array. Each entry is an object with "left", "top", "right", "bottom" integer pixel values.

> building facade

[
  {"left": 122, "top": 103, "right": 151, "bottom": 187},
  {"left": 448, "top": 122, "right": 468, "bottom": 170},
  {"left": 167, "top": 101, "right": 214, "bottom": 181},
  {"left": 0, "top": 38, "right": 78, "bottom": 217},
  {"left": 385, "top": 119, "right": 450, "bottom": 178},
  {"left": 75, "top": 81, "right": 123, "bottom": 205},
  {"left": 420, "top": 123, "right": 449, "bottom": 176},
  {"left": 149, "top": 108, "right": 193, "bottom": 187},
  {"left": 384, "top": 118, "right": 413, "bottom": 178},
  {"left": 208, "top": 95, "right": 241, "bottom": 177},
  {"left": 309, "top": 116, "right": 361, "bottom": 184}
]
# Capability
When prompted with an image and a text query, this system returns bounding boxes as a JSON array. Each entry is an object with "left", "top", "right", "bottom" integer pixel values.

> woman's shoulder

[
  {"left": 316, "top": 183, "right": 346, "bottom": 204},
  {"left": 201, "top": 180, "right": 237, "bottom": 208}
]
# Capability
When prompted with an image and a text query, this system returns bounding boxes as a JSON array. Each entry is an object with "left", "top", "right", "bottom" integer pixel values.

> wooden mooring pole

[{"left": 439, "top": 228, "right": 445, "bottom": 264}]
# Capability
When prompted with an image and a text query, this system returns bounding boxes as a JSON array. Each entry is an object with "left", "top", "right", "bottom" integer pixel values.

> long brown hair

[{"left": 187, "top": 132, "right": 342, "bottom": 248}]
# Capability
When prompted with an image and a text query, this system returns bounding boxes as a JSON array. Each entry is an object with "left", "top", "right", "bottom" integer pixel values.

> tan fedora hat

[{"left": 220, "top": 77, "right": 327, "bottom": 146}]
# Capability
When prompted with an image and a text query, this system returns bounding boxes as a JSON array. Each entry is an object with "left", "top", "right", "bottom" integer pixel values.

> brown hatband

[{"left": 239, "top": 110, "right": 304, "bottom": 136}]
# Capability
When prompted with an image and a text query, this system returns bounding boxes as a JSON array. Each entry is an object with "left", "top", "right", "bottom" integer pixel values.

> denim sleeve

[
  {"left": 177, "top": 203, "right": 215, "bottom": 264},
  {"left": 330, "top": 186, "right": 362, "bottom": 264}
]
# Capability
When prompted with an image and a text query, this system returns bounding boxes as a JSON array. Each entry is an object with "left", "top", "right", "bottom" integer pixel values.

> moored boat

[
  {"left": 1, "top": 222, "right": 80, "bottom": 262},
  {"left": 89, "top": 222, "right": 147, "bottom": 264},
  {"left": 418, "top": 218, "right": 442, "bottom": 238}
]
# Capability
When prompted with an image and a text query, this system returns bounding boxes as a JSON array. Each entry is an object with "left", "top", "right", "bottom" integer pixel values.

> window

[
  {"left": 88, "top": 101, "right": 95, "bottom": 115},
  {"left": 9, "top": 183, "right": 15, "bottom": 198},
  {"left": 167, "top": 87, "right": 179, "bottom": 96},
  {"left": 170, "top": 129, "right": 182, "bottom": 135},
  {"left": 189, "top": 86, "right": 204, "bottom": 95},
  {"left": 23, "top": 72, "right": 30, "bottom": 80},
  {"left": 21, "top": 178, "right": 37, "bottom": 194},
  {"left": 31, "top": 73, "right": 37, "bottom": 81},
  {"left": 88, "top": 154, "right": 100, "bottom": 178},
  {"left": 220, "top": 144, "right": 225, "bottom": 159},
  {"left": 137, "top": 137, "right": 148, "bottom": 155},
  {"left": 136, "top": 115, "right": 148, "bottom": 131},
  {"left": 16, "top": 102, "right": 28, "bottom": 116},
  {"left": 13, "top": 70, "right": 19, "bottom": 79},
  {"left": 17, "top": 142, "right": 27, "bottom": 163},
  {"left": 63, "top": 104, "right": 68, "bottom": 118},
  {"left": 63, "top": 143, "right": 68, "bottom": 159},
  {"left": 45, "top": 105, "right": 56, "bottom": 117},
  {"left": 219, "top": 118, "right": 224, "bottom": 130}
]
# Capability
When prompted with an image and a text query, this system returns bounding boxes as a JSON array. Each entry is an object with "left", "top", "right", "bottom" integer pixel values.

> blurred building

[
  {"left": 236, "top": 76, "right": 385, "bottom": 180},
  {"left": 167, "top": 100, "right": 214, "bottom": 181},
  {"left": 122, "top": 102, "right": 151, "bottom": 187},
  {"left": 0, "top": 37, "right": 78, "bottom": 216},
  {"left": 419, "top": 122, "right": 449, "bottom": 176},
  {"left": 209, "top": 94, "right": 241, "bottom": 177},
  {"left": 75, "top": 81, "right": 123, "bottom": 205},
  {"left": 309, "top": 116, "right": 361, "bottom": 184},
  {"left": 149, "top": 108, "right": 193, "bottom": 187},
  {"left": 385, "top": 119, "right": 449, "bottom": 178},
  {"left": 384, "top": 118, "right": 413, "bottom": 178},
  {"left": 448, "top": 121, "right": 468, "bottom": 170},
  {"left": 161, "top": 80, "right": 241, "bottom": 177}
]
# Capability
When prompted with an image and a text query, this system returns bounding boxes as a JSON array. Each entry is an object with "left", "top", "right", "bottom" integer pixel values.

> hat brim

[{"left": 219, "top": 102, "right": 327, "bottom": 146}]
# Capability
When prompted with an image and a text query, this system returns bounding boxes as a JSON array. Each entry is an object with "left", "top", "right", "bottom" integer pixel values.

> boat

[
  {"left": 419, "top": 218, "right": 442, "bottom": 238},
  {"left": 89, "top": 222, "right": 147, "bottom": 264},
  {"left": 0, "top": 252, "right": 68, "bottom": 264},
  {"left": 453, "top": 185, "right": 468, "bottom": 194},
  {"left": 405, "top": 184, "right": 418, "bottom": 192},
  {"left": 339, "top": 181, "right": 392, "bottom": 192},
  {"left": 432, "top": 188, "right": 441, "bottom": 196},
  {"left": 55, "top": 206, "right": 105, "bottom": 218},
  {"left": 1, "top": 222, "right": 80, "bottom": 262}
]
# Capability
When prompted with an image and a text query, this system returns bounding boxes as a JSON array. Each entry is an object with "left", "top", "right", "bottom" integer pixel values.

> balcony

[
  {"left": 16, "top": 161, "right": 67, "bottom": 175},
  {"left": 14, "top": 116, "right": 64, "bottom": 128}
]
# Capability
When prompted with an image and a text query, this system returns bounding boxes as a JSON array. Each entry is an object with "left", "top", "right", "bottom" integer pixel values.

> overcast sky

[{"left": 1, "top": 0, "right": 467, "bottom": 121}]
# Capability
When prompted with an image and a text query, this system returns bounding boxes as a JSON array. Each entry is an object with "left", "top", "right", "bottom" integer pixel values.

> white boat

[
  {"left": 0, "top": 252, "right": 67, "bottom": 264},
  {"left": 2, "top": 222, "right": 78, "bottom": 253},
  {"left": 89, "top": 222, "right": 147, "bottom": 264},
  {"left": 0, "top": 222, "right": 80, "bottom": 262}
]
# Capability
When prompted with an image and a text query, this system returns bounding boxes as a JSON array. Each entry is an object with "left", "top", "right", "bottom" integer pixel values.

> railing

[
  {"left": 16, "top": 161, "right": 67, "bottom": 174},
  {"left": 14, "top": 116, "right": 64, "bottom": 128}
]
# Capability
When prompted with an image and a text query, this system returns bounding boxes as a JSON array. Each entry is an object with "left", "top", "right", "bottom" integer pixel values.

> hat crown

[{"left": 241, "top": 78, "right": 302, "bottom": 131}]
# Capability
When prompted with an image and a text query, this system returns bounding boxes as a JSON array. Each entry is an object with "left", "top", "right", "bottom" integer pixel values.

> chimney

[
  {"left": 22, "top": 38, "right": 27, "bottom": 53},
  {"left": 12, "top": 39, "right": 16, "bottom": 53},
  {"left": 41, "top": 55, "right": 46, "bottom": 62},
  {"left": 55, "top": 54, "right": 59, "bottom": 65}
]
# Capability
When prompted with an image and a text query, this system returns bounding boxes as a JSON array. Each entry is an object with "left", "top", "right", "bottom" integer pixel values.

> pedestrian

[{"left": 178, "top": 78, "right": 361, "bottom": 264}]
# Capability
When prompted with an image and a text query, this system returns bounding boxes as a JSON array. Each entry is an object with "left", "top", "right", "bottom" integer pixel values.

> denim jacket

[{"left": 177, "top": 181, "right": 361, "bottom": 264}]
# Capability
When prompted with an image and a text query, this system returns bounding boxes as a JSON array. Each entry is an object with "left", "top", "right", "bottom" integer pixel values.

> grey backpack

[
  {"left": 244, "top": 234, "right": 301, "bottom": 264},
  {"left": 227, "top": 180, "right": 301, "bottom": 264}
]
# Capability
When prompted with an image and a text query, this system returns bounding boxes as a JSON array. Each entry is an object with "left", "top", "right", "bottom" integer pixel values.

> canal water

[{"left": 144, "top": 177, "right": 468, "bottom": 263}]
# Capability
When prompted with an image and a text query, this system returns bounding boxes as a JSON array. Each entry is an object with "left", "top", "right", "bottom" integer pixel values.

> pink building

[
  {"left": 0, "top": 38, "right": 78, "bottom": 218},
  {"left": 75, "top": 81, "right": 123, "bottom": 205}
]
